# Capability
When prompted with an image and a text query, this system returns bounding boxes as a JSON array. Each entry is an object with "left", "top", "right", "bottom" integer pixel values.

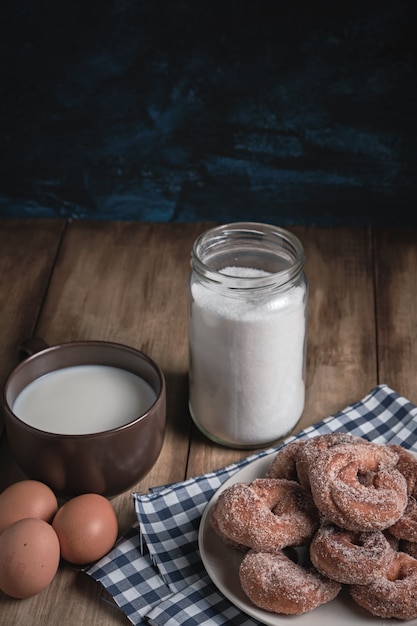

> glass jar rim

[{"left": 191, "top": 222, "right": 305, "bottom": 291}]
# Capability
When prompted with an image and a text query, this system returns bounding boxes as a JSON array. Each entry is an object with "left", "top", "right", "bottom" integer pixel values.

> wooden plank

[
  {"left": 0, "top": 218, "right": 65, "bottom": 446},
  {"left": 186, "top": 226, "right": 378, "bottom": 477},
  {"left": 0, "top": 219, "right": 65, "bottom": 379},
  {"left": 374, "top": 228, "right": 417, "bottom": 405},
  {"left": 300, "top": 225, "right": 377, "bottom": 422}
]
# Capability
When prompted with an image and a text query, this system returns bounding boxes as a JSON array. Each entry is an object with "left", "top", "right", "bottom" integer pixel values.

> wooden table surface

[{"left": 0, "top": 219, "right": 416, "bottom": 625}]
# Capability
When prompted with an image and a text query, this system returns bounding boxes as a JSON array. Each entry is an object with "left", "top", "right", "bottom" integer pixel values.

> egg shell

[
  {"left": 52, "top": 493, "right": 118, "bottom": 565},
  {"left": 0, "top": 517, "right": 60, "bottom": 598},
  {"left": 0, "top": 480, "right": 58, "bottom": 535}
]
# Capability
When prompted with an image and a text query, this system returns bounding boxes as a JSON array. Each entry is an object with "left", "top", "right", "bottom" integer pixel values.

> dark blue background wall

[{"left": 0, "top": 1, "right": 416, "bottom": 225}]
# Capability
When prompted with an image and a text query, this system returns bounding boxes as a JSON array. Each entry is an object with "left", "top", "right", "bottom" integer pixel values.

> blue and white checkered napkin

[{"left": 87, "top": 384, "right": 417, "bottom": 625}]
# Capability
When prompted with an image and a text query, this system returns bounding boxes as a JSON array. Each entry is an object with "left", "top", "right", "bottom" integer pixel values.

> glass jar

[{"left": 188, "top": 222, "right": 308, "bottom": 448}]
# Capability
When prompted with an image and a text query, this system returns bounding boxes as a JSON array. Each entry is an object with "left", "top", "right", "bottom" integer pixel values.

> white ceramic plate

[{"left": 198, "top": 450, "right": 417, "bottom": 626}]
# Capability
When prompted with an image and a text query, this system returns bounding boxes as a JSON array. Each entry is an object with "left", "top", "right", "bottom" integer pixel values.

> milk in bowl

[{"left": 12, "top": 364, "right": 157, "bottom": 435}]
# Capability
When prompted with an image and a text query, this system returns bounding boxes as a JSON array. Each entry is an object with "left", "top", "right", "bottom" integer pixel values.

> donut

[
  {"left": 389, "top": 496, "right": 417, "bottom": 542},
  {"left": 239, "top": 549, "right": 341, "bottom": 615},
  {"left": 266, "top": 440, "right": 306, "bottom": 482},
  {"left": 295, "top": 433, "right": 367, "bottom": 490},
  {"left": 210, "top": 478, "right": 318, "bottom": 553},
  {"left": 307, "top": 441, "right": 408, "bottom": 531},
  {"left": 350, "top": 551, "right": 417, "bottom": 620},
  {"left": 389, "top": 444, "right": 417, "bottom": 496},
  {"left": 309, "top": 522, "right": 394, "bottom": 584}
]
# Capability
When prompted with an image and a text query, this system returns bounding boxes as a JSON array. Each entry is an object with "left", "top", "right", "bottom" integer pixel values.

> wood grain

[
  {"left": 301, "top": 225, "right": 377, "bottom": 422},
  {"left": 0, "top": 218, "right": 65, "bottom": 449},
  {"left": 374, "top": 228, "right": 417, "bottom": 404}
]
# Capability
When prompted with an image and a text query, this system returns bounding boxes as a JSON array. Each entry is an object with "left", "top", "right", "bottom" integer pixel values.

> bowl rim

[{"left": 2, "top": 339, "right": 166, "bottom": 439}]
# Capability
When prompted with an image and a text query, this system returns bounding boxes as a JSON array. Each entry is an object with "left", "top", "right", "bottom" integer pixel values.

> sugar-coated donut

[
  {"left": 387, "top": 446, "right": 417, "bottom": 543},
  {"left": 295, "top": 433, "right": 367, "bottom": 490},
  {"left": 210, "top": 478, "right": 318, "bottom": 553},
  {"left": 309, "top": 522, "right": 394, "bottom": 584},
  {"left": 350, "top": 551, "right": 417, "bottom": 620},
  {"left": 389, "top": 496, "right": 417, "bottom": 542},
  {"left": 239, "top": 549, "right": 341, "bottom": 615},
  {"left": 307, "top": 441, "right": 408, "bottom": 531},
  {"left": 390, "top": 444, "right": 417, "bottom": 496},
  {"left": 266, "top": 440, "right": 306, "bottom": 482}
]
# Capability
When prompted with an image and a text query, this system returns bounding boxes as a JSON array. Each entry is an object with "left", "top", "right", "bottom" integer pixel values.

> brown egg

[
  {"left": 52, "top": 493, "right": 118, "bottom": 565},
  {"left": 0, "top": 518, "right": 60, "bottom": 598},
  {"left": 0, "top": 480, "right": 58, "bottom": 535}
]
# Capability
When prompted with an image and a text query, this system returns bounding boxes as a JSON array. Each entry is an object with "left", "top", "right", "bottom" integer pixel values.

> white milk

[{"left": 12, "top": 365, "right": 156, "bottom": 435}]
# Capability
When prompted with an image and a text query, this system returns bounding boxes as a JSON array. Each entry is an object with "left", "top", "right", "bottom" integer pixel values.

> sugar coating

[
  {"left": 266, "top": 440, "right": 306, "bottom": 481},
  {"left": 189, "top": 271, "right": 306, "bottom": 445},
  {"left": 350, "top": 551, "right": 417, "bottom": 620},
  {"left": 210, "top": 478, "right": 318, "bottom": 553},
  {"left": 307, "top": 442, "right": 408, "bottom": 531},
  {"left": 310, "top": 524, "right": 394, "bottom": 584},
  {"left": 240, "top": 550, "right": 341, "bottom": 615}
]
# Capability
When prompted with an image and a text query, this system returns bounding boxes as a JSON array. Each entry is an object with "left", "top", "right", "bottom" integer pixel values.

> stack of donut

[{"left": 209, "top": 433, "right": 417, "bottom": 619}]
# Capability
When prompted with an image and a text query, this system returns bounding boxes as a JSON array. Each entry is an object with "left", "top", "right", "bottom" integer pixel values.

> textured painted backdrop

[{"left": 0, "top": 1, "right": 416, "bottom": 225}]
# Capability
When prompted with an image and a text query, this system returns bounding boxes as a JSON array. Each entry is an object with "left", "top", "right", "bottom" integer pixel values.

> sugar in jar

[{"left": 188, "top": 222, "right": 308, "bottom": 448}]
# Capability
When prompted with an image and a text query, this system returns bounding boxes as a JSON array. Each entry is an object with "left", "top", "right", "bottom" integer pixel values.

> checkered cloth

[{"left": 87, "top": 384, "right": 417, "bottom": 625}]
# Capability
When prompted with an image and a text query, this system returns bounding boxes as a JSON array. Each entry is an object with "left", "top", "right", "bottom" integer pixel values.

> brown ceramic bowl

[{"left": 2, "top": 339, "right": 166, "bottom": 498}]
